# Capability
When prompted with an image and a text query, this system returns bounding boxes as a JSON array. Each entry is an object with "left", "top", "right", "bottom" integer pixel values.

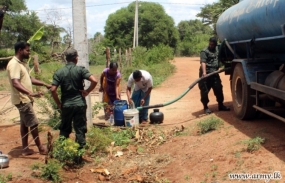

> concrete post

[{"left": 72, "top": 0, "right": 93, "bottom": 127}]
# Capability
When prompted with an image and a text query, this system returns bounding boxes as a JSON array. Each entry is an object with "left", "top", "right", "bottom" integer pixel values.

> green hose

[{"left": 136, "top": 68, "right": 230, "bottom": 110}]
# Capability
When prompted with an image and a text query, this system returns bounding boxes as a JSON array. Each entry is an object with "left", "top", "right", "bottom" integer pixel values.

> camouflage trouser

[
  {"left": 198, "top": 71, "right": 224, "bottom": 108},
  {"left": 60, "top": 106, "right": 87, "bottom": 148}
]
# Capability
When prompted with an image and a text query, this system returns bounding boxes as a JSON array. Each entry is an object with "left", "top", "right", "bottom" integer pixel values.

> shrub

[
  {"left": 0, "top": 173, "right": 12, "bottom": 183},
  {"left": 85, "top": 127, "right": 113, "bottom": 155},
  {"left": 40, "top": 160, "right": 62, "bottom": 183},
  {"left": 35, "top": 62, "right": 63, "bottom": 129},
  {"left": 111, "top": 128, "right": 135, "bottom": 147},
  {"left": 197, "top": 117, "right": 223, "bottom": 134},
  {"left": 52, "top": 137, "right": 85, "bottom": 165},
  {"left": 86, "top": 127, "right": 136, "bottom": 155},
  {"left": 242, "top": 136, "right": 265, "bottom": 152}
]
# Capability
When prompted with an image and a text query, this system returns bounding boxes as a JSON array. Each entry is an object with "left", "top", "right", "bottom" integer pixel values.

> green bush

[
  {"left": 89, "top": 54, "right": 106, "bottom": 65},
  {"left": 40, "top": 160, "right": 62, "bottom": 183},
  {"left": 111, "top": 128, "right": 135, "bottom": 147},
  {"left": 0, "top": 173, "right": 12, "bottom": 183},
  {"left": 242, "top": 137, "right": 265, "bottom": 152},
  {"left": 86, "top": 127, "right": 136, "bottom": 155},
  {"left": 121, "top": 44, "right": 176, "bottom": 87},
  {"left": 197, "top": 117, "right": 223, "bottom": 134},
  {"left": 34, "top": 62, "right": 63, "bottom": 129},
  {"left": 52, "top": 137, "right": 85, "bottom": 165},
  {"left": 145, "top": 44, "right": 174, "bottom": 65},
  {"left": 86, "top": 127, "right": 113, "bottom": 155}
]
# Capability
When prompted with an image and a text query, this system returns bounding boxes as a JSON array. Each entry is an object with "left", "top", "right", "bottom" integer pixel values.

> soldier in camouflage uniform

[{"left": 198, "top": 37, "right": 230, "bottom": 114}]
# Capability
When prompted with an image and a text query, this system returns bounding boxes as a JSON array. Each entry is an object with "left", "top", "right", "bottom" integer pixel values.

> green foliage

[
  {"left": 111, "top": 128, "right": 135, "bottom": 146},
  {"left": 148, "top": 63, "right": 175, "bottom": 87},
  {"left": 144, "top": 44, "right": 174, "bottom": 65},
  {"left": 0, "top": 0, "right": 43, "bottom": 48},
  {"left": 85, "top": 127, "right": 113, "bottom": 155},
  {"left": 92, "top": 102, "right": 107, "bottom": 117},
  {"left": 86, "top": 127, "right": 136, "bottom": 155},
  {"left": 176, "top": 20, "right": 213, "bottom": 56},
  {"left": 197, "top": 117, "right": 223, "bottom": 134},
  {"left": 52, "top": 137, "right": 85, "bottom": 165},
  {"left": 27, "top": 26, "right": 45, "bottom": 43},
  {"left": 196, "top": 0, "right": 238, "bottom": 35},
  {"left": 40, "top": 160, "right": 62, "bottom": 183},
  {"left": 0, "top": 173, "right": 12, "bottom": 183},
  {"left": 35, "top": 62, "right": 63, "bottom": 129},
  {"left": 89, "top": 54, "right": 106, "bottom": 66},
  {"left": 31, "top": 160, "right": 62, "bottom": 183},
  {"left": 0, "top": 49, "right": 13, "bottom": 57},
  {"left": 104, "top": 2, "right": 179, "bottom": 49},
  {"left": 241, "top": 136, "right": 265, "bottom": 152},
  {"left": 0, "top": 49, "right": 13, "bottom": 69},
  {"left": 121, "top": 45, "right": 175, "bottom": 87}
]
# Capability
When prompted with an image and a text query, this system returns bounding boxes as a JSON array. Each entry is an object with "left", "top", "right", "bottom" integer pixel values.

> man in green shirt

[
  {"left": 198, "top": 37, "right": 230, "bottom": 114},
  {"left": 50, "top": 48, "right": 97, "bottom": 149}
]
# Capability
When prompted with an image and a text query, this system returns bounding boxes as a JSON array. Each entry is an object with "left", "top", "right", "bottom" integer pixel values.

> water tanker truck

[{"left": 216, "top": 0, "right": 285, "bottom": 121}]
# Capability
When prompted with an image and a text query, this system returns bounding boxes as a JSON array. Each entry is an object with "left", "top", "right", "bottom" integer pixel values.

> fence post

[
  {"left": 119, "top": 48, "right": 122, "bottom": 71},
  {"left": 128, "top": 48, "right": 132, "bottom": 67},
  {"left": 106, "top": 47, "right": 110, "bottom": 68},
  {"left": 125, "top": 49, "right": 128, "bottom": 67},
  {"left": 33, "top": 55, "right": 41, "bottom": 92}
]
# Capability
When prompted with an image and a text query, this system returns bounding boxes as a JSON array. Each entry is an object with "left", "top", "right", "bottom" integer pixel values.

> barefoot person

[
  {"left": 6, "top": 42, "right": 51, "bottom": 156},
  {"left": 99, "top": 62, "right": 121, "bottom": 120},
  {"left": 126, "top": 70, "right": 153, "bottom": 124}
]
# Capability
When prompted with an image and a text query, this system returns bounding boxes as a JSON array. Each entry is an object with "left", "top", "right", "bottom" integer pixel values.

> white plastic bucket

[{"left": 123, "top": 109, "right": 139, "bottom": 127}]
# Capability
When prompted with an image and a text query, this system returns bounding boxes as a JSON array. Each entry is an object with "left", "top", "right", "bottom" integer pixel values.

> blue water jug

[{"left": 113, "top": 100, "right": 128, "bottom": 126}]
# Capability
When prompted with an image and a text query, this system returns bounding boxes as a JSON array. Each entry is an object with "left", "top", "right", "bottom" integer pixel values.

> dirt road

[{"left": 1, "top": 57, "right": 285, "bottom": 183}]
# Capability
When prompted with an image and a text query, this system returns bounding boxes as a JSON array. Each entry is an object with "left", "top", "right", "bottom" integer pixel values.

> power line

[{"left": 29, "top": 1, "right": 207, "bottom": 12}]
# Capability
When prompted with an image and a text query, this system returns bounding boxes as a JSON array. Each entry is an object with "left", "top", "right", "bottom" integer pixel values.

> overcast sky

[{"left": 26, "top": 0, "right": 217, "bottom": 38}]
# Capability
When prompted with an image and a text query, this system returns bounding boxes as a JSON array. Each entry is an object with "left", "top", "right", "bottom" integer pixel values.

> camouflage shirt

[{"left": 200, "top": 47, "right": 219, "bottom": 73}]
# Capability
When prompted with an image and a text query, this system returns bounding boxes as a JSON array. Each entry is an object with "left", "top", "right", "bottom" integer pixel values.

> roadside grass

[
  {"left": 197, "top": 116, "right": 224, "bottom": 134},
  {"left": 0, "top": 173, "right": 12, "bottom": 183},
  {"left": 241, "top": 136, "right": 265, "bottom": 153}
]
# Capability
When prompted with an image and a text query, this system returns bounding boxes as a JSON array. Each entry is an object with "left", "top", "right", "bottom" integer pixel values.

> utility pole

[
  {"left": 72, "top": 0, "right": 93, "bottom": 128},
  {"left": 133, "top": 0, "right": 139, "bottom": 48}
]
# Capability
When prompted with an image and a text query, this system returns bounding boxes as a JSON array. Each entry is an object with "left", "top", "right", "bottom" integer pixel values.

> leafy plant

[
  {"left": 92, "top": 102, "right": 107, "bottom": 117},
  {"left": 52, "top": 137, "right": 85, "bottom": 165},
  {"left": 41, "top": 160, "right": 62, "bottom": 183},
  {"left": 0, "top": 173, "right": 12, "bottom": 183},
  {"left": 86, "top": 127, "right": 136, "bottom": 155},
  {"left": 241, "top": 136, "right": 265, "bottom": 152},
  {"left": 197, "top": 116, "right": 223, "bottom": 134},
  {"left": 35, "top": 62, "right": 63, "bottom": 129},
  {"left": 86, "top": 127, "right": 113, "bottom": 155},
  {"left": 111, "top": 128, "right": 135, "bottom": 146}
]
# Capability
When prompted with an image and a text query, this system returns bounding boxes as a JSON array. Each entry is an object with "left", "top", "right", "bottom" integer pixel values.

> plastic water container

[
  {"left": 109, "top": 112, "right": 114, "bottom": 126},
  {"left": 123, "top": 109, "right": 139, "bottom": 127},
  {"left": 113, "top": 100, "right": 128, "bottom": 126}
]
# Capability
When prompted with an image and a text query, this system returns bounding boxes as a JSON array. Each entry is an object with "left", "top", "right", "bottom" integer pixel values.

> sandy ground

[{"left": 1, "top": 57, "right": 285, "bottom": 183}]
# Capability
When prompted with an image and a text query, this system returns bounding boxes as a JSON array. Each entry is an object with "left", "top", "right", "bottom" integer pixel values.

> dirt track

[{"left": 1, "top": 57, "right": 285, "bottom": 182}]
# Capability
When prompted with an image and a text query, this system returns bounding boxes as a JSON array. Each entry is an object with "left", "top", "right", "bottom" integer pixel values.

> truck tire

[{"left": 231, "top": 63, "right": 256, "bottom": 119}]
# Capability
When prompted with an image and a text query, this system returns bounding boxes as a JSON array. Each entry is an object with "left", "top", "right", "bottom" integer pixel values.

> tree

[
  {"left": 197, "top": 0, "right": 238, "bottom": 35},
  {"left": 177, "top": 19, "right": 213, "bottom": 56},
  {"left": 104, "top": 2, "right": 179, "bottom": 49},
  {"left": 178, "top": 19, "right": 212, "bottom": 41},
  {"left": 0, "top": 0, "right": 43, "bottom": 48}
]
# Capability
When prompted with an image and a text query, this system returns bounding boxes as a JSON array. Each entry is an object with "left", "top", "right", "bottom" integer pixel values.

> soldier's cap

[{"left": 65, "top": 48, "right": 78, "bottom": 59}]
